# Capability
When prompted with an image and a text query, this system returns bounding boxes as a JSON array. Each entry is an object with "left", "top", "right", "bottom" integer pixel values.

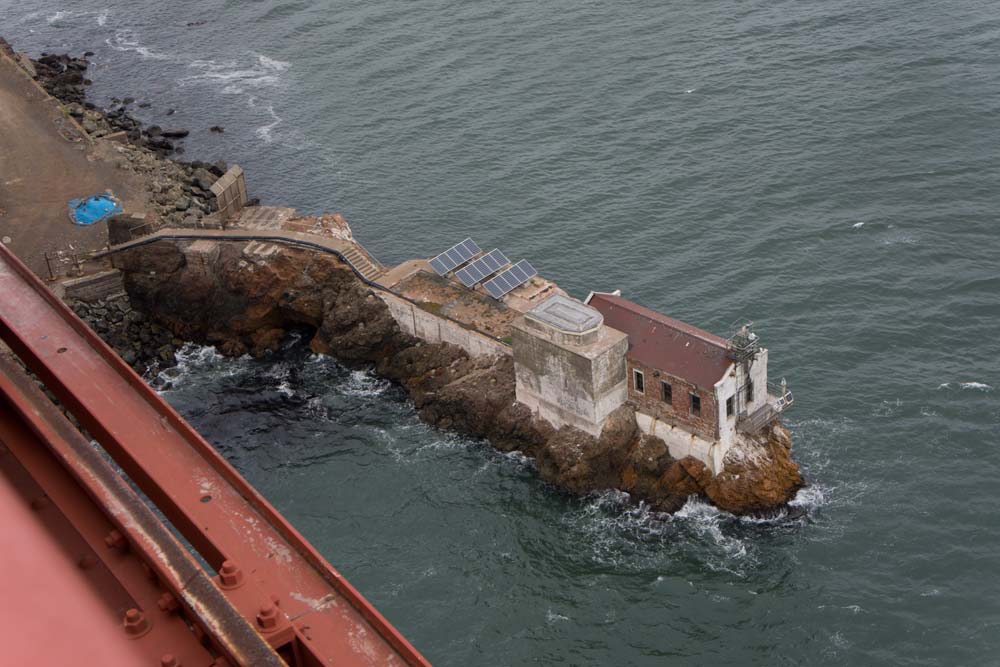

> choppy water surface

[{"left": 4, "top": 2, "right": 999, "bottom": 664}]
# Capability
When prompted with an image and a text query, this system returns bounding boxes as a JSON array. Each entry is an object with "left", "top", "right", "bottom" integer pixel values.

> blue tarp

[{"left": 69, "top": 192, "right": 122, "bottom": 226}]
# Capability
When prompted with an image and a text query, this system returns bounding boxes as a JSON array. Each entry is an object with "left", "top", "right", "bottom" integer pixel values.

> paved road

[{"left": 0, "top": 54, "right": 148, "bottom": 277}]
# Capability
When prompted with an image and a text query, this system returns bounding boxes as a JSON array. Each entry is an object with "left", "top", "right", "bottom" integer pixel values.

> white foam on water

[
  {"left": 341, "top": 369, "right": 391, "bottom": 397},
  {"left": 105, "top": 28, "right": 169, "bottom": 60},
  {"left": 276, "top": 381, "right": 295, "bottom": 398},
  {"left": 96, "top": 8, "right": 109, "bottom": 26},
  {"left": 959, "top": 381, "right": 993, "bottom": 392},
  {"left": 153, "top": 343, "right": 234, "bottom": 391},
  {"left": 936, "top": 381, "right": 993, "bottom": 392},
  {"left": 788, "top": 484, "right": 826, "bottom": 510},
  {"left": 871, "top": 398, "right": 902, "bottom": 417},
  {"left": 545, "top": 609, "right": 570, "bottom": 623},
  {"left": 183, "top": 54, "right": 290, "bottom": 94},
  {"left": 852, "top": 221, "right": 865, "bottom": 229},
  {"left": 251, "top": 98, "right": 283, "bottom": 143},
  {"left": 47, "top": 10, "right": 70, "bottom": 24}
]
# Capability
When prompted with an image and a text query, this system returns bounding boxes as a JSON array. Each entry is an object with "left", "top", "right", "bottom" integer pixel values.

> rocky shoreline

[
  {"left": 5, "top": 39, "right": 804, "bottom": 517},
  {"left": 116, "top": 239, "right": 804, "bottom": 516}
]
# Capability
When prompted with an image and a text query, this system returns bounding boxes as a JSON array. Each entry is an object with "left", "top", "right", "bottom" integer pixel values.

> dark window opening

[
  {"left": 661, "top": 381, "right": 672, "bottom": 405},
  {"left": 726, "top": 396, "right": 734, "bottom": 417},
  {"left": 633, "top": 369, "right": 645, "bottom": 394},
  {"left": 690, "top": 393, "right": 701, "bottom": 416},
  {"left": 746, "top": 380, "right": 754, "bottom": 404}
]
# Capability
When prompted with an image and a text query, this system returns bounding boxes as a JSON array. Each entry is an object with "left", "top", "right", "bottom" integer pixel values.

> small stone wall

[
  {"left": 61, "top": 269, "right": 126, "bottom": 302},
  {"left": 376, "top": 291, "right": 509, "bottom": 359}
]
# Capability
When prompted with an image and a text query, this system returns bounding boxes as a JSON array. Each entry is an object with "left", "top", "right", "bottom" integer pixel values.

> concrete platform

[{"left": 0, "top": 53, "right": 150, "bottom": 277}]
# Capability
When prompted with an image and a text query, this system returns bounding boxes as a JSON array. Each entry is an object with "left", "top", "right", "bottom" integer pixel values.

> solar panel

[
  {"left": 483, "top": 260, "right": 538, "bottom": 299},
  {"left": 455, "top": 249, "right": 509, "bottom": 287},
  {"left": 429, "top": 238, "right": 481, "bottom": 276}
]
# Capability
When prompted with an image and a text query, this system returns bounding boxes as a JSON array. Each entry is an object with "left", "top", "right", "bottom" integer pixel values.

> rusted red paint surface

[
  {"left": 589, "top": 292, "right": 731, "bottom": 389},
  {"left": 0, "top": 243, "right": 431, "bottom": 667}
]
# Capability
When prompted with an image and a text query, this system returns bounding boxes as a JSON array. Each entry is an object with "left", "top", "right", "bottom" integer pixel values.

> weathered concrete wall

[
  {"left": 512, "top": 320, "right": 628, "bottom": 436},
  {"left": 376, "top": 291, "right": 509, "bottom": 359},
  {"left": 61, "top": 269, "right": 126, "bottom": 302},
  {"left": 635, "top": 411, "right": 727, "bottom": 474},
  {"left": 714, "top": 347, "right": 769, "bottom": 451}
]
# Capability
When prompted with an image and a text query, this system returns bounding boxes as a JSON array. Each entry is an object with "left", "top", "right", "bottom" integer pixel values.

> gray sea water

[{"left": 4, "top": 1, "right": 999, "bottom": 664}]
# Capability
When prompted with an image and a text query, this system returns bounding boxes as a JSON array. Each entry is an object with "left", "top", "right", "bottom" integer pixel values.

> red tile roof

[{"left": 588, "top": 293, "right": 733, "bottom": 389}]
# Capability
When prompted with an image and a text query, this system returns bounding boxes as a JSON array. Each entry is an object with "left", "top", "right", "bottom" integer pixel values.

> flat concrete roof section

[{"left": 526, "top": 294, "right": 603, "bottom": 334}]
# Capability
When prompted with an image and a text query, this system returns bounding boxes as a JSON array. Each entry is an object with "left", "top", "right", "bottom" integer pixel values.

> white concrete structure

[{"left": 511, "top": 295, "right": 628, "bottom": 436}]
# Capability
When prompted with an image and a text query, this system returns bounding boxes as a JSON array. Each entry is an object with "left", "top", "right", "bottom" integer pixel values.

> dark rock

[
  {"left": 209, "top": 125, "right": 224, "bottom": 133},
  {"left": 161, "top": 128, "right": 189, "bottom": 139},
  {"left": 166, "top": 108, "right": 175, "bottom": 115},
  {"left": 123, "top": 96, "right": 135, "bottom": 105},
  {"left": 192, "top": 168, "right": 216, "bottom": 191}
]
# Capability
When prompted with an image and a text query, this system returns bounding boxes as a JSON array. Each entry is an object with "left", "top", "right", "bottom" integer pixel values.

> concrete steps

[{"left": 341, "top": 246, "right": 382, "bottom": 281}]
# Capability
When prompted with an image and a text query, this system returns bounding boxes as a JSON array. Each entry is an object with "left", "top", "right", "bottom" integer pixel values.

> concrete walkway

[{"left": 96, "top": 226, "right": 384, "bottom": 283}]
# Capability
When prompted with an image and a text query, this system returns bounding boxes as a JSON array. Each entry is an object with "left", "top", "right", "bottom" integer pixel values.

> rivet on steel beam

[
  {"left": 123, "top": 608, "right": 151, "bottom": 638},
  {"left": 105, "top": 529, "right": 128, "bottom": 552},
  {"left": 157, "top": 592, "right": 179, "bottom": 614},
  {"left": 160, "top": 654, "right": 182, "bottom": 667},
  {"left": 218, "top": 560, "right": 244, "bottom": 589},
  {"left": 256, "top": 603, "right": 280, "bottom": 632}
]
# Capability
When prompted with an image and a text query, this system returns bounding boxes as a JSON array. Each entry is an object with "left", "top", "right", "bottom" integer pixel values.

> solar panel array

[
  {"left": 484, "top": 260, "right": 538, "bottom": 299},
  {"left": 429, "top": 238, "right": 481, "bottom": 276},
  {"left": 455, "top": 249, "right": 509, "bottom": 288}
]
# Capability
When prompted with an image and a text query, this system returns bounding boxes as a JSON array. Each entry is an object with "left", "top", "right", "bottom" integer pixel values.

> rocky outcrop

[
  {"left": 69, "top": 296, "right": 180, "bottom": 373},
  {"left": 115, "top": 238, "right": 804, "bottom": 516}
]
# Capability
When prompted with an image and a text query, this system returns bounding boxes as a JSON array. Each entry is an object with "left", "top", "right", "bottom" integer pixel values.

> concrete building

[
  {"left": 584, "top": 291, "right": 791, "bottom": 474},
  {"left": 511, "top": 295, "right": 628, "bottom": 437}
]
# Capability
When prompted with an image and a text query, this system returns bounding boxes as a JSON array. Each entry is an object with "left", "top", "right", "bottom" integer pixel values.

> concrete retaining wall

[
  {"left": 61, "top": 269, "right": 126, "bottom": 302},
  {"left": 376, "top": 291, "right": 509, "bottom": 359},
  {"left": 635, "top": 411, "right": 726, "bottom": 475}
]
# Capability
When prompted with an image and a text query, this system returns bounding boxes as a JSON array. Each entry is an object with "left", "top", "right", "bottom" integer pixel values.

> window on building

[
  {"left": 690, "top": 393, "right": 701, "bottom": 416},
  {"left": 726, "top": 395, "right": 734, "bottom": 417},
  {"left": 746, "top": 380, "right": 754, "bottom": 404},
  {"left": 661, "top": 381, "right": 672, "bottom": 405},
  {"left": 633, "top": 369, "right": 645, "bottom": 394}
]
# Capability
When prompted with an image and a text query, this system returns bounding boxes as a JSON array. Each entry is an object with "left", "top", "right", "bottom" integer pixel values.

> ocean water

[{"left": 3, "top": 2, "right": 999, "bottom": 664}]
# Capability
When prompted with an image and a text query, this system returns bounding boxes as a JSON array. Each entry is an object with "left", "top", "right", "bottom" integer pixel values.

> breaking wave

[
  {"left": 936, "top": 381, "right": 993, "bottom": 392},
  {"left": 341, "top": 369, "right": 391, "bottom": 397}
]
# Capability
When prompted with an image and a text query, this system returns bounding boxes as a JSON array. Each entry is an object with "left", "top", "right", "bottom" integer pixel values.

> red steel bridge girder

[{"left": 0, "top": 241, "right": 430, "bottom": 666}]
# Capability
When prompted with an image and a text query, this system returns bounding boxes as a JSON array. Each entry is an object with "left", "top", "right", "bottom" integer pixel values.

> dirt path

[{"left": 0, "top": 54, "right": 149, "bottom": 277}]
